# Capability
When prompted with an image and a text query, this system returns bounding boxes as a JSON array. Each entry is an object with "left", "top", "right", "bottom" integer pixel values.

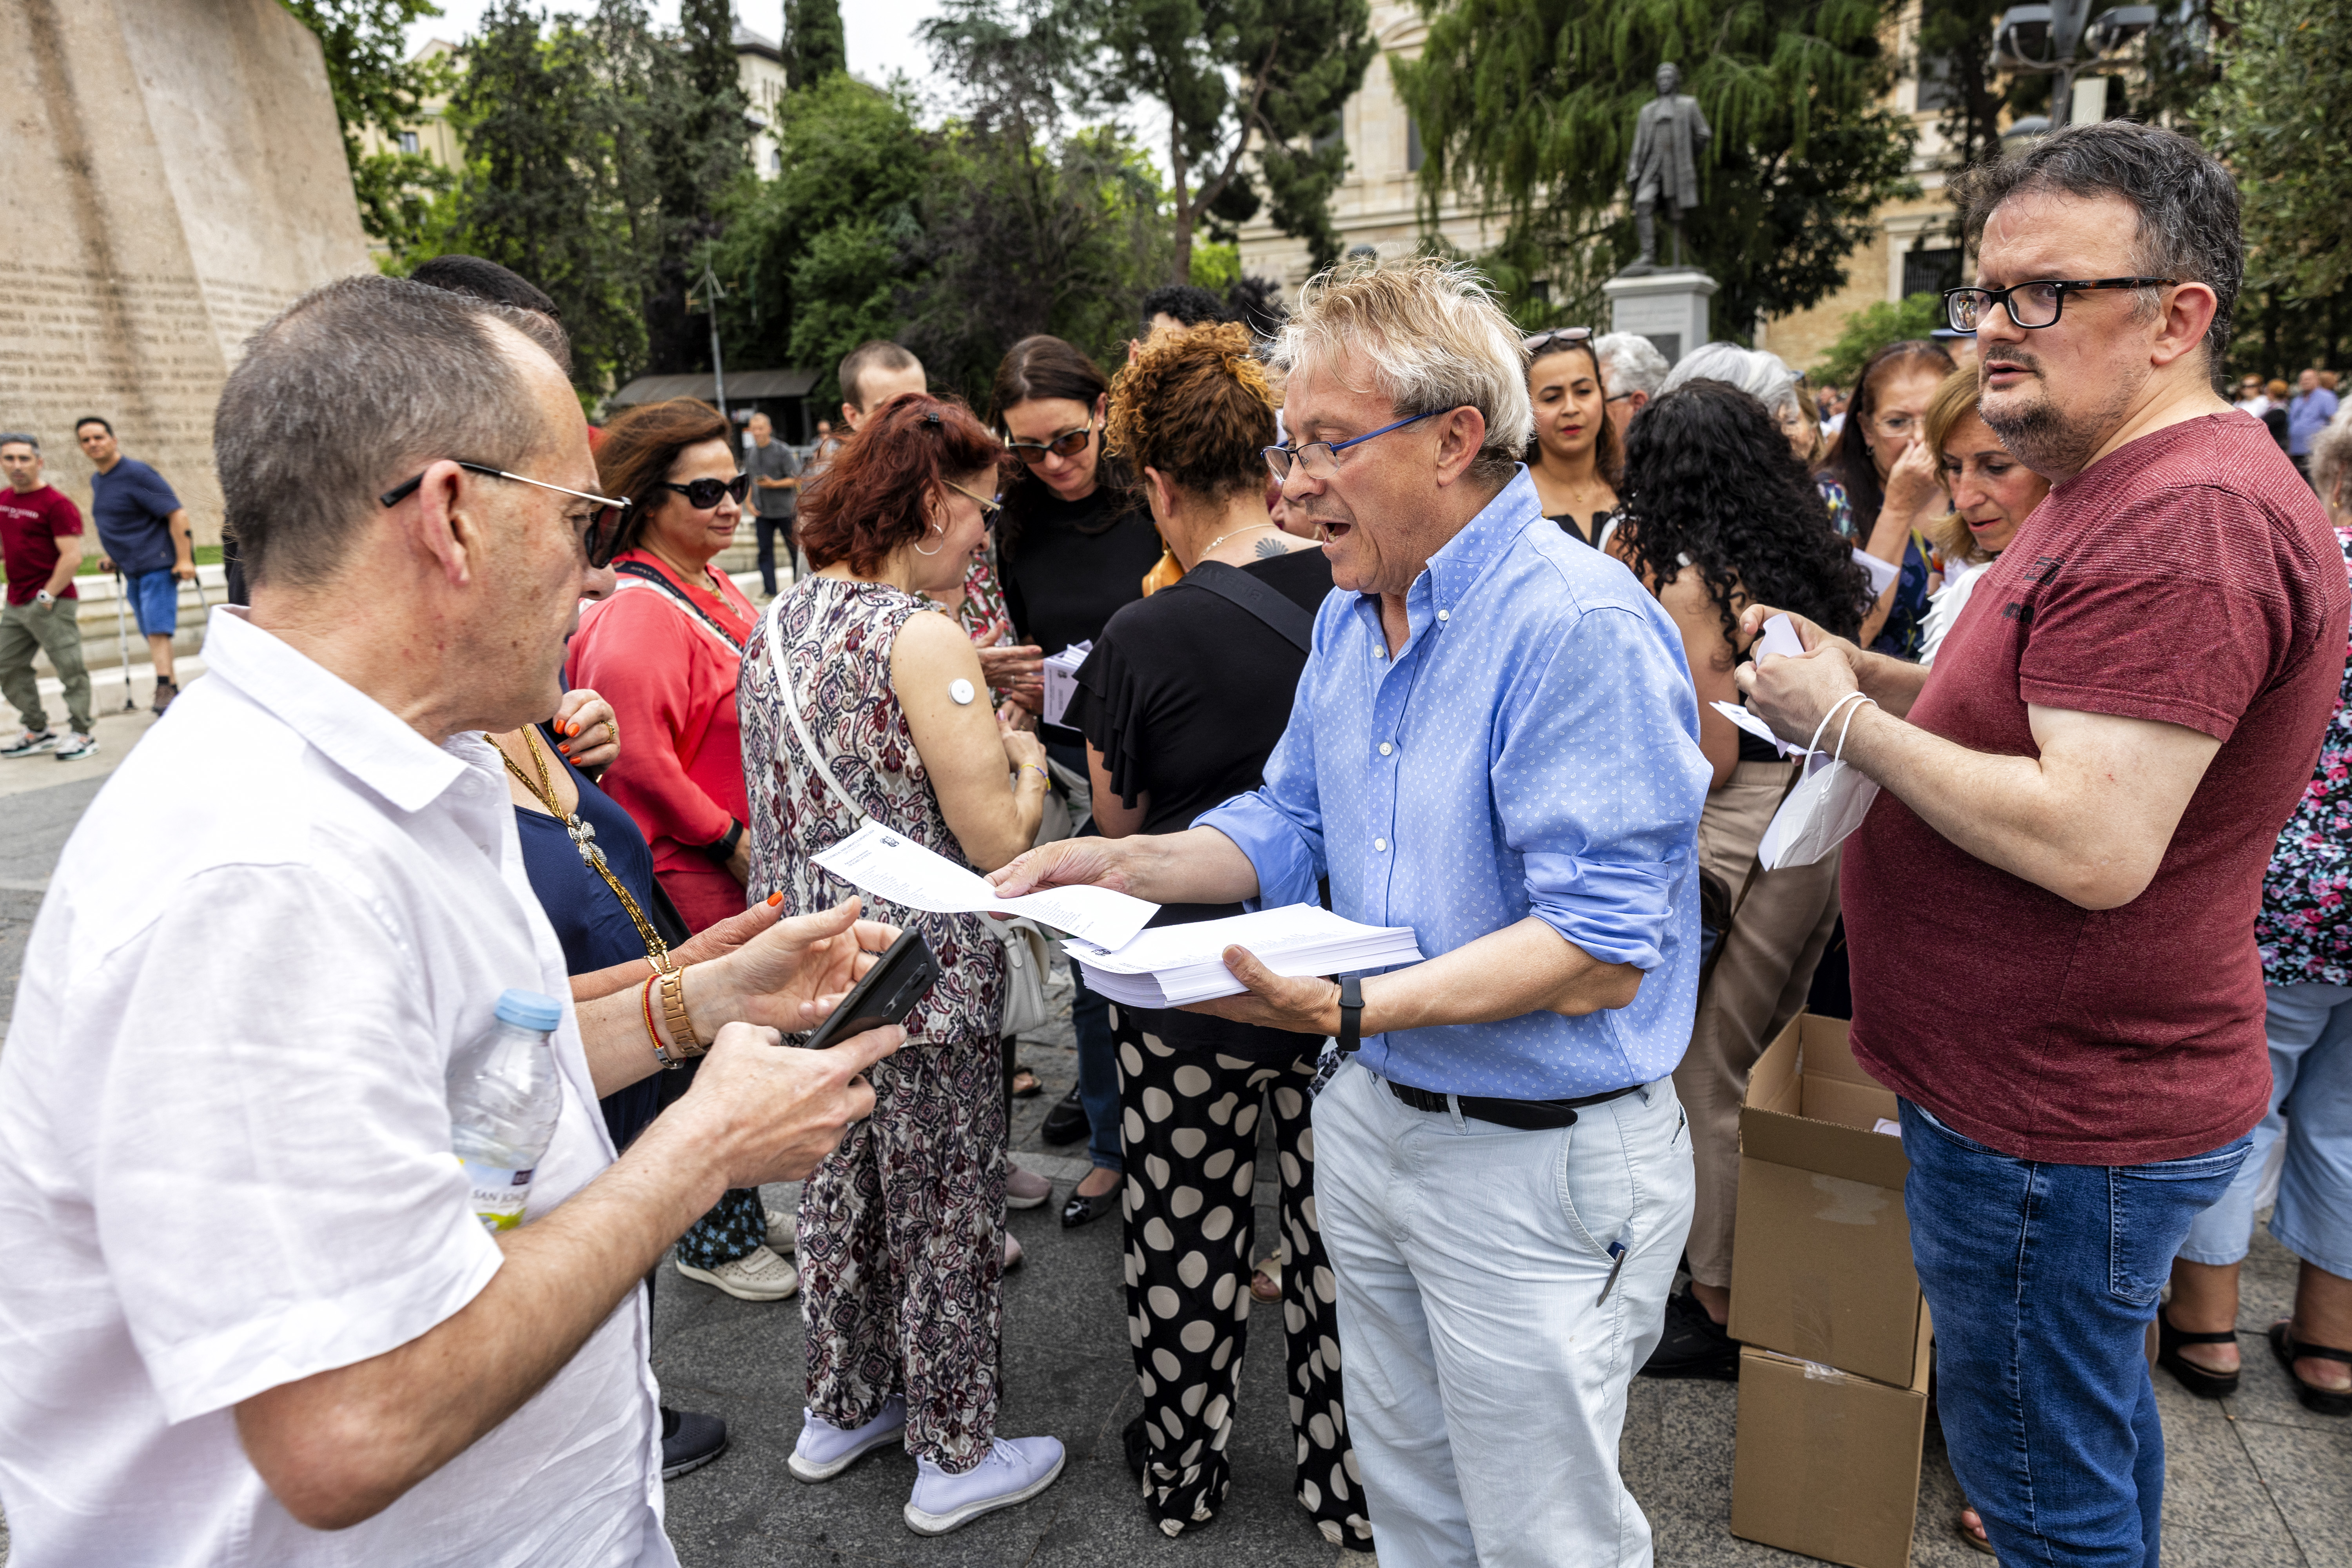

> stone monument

[
  {"left": 1, "top": 0, "right": 375, "bottom": 544},
  {"left": 1602, "top": 61, "right": 1717, "bottom": 367}
]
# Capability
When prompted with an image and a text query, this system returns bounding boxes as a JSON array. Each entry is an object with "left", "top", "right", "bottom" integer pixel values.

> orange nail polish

[{"left": 768, "top": 891, "right": 784, "bottom": 907}]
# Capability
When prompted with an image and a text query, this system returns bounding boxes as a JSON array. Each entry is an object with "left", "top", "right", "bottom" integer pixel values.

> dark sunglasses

[
  {"left": 379, "top": 461, "right": 632, "bottom": 568},
  {"left": 657, "top": 473, "right": 753, "bottom": 510},
  {"left": 1002, "top": 422, "right": 1094, "bottom": 465}
]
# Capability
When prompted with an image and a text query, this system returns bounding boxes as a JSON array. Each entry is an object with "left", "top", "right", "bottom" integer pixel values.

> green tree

[
  {"left": 784, "top": 0, "right": 849, "bottom": 88},
  {"left": 640, "top": 0, "right": 752, "bottom": 374},
  {"left": 1393, "top": 0, "right": 1918, "bottom": 338},
  {"left": 436, "top": 0, "right": 654, "bottom": 392},
  {"left": 1056, "top": 0, "right": 1377, "bottom": 282},
  {"left": 1808, "top": 292, "right": 1944, "bottom": 385},
  {"left": 278, "top": 0, "right": 454, "bottom": 255},
  {"left": 2196, "top": 0, "right": 2351, "bottom": 375}
]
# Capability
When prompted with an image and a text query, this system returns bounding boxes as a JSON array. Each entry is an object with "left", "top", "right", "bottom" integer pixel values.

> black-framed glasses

[
  {"left": 1262, "top": 409, "right": 1445, "bottom": 485},
  {"left": 658, "top": 473, "right": 752, "bottom": 511},
  {"left": 378, "top": 461, "right": 632, "bottom": 567},
  {"left": 1003, "top": 422, "right": 1094, "bottom": 465},
  {"left": 1521, "top": 327, "right": 1593, "bottom": 357},
  {"left": 1943, "top": 278, "right": 2178, "bottom": 332}
]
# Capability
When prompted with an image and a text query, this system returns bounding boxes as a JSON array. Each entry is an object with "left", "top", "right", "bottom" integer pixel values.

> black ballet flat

[
  {"left": 2156, "top": 1305, "right": 2241, "bottom": 1399},
  {"left": 1060, "top": 1185, "right": 1117, "bottom": 1229}
]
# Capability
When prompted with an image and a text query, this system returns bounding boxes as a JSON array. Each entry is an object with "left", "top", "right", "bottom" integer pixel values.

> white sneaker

[
  {"left": 52, "top": 732, "right": 97, "bottom": 762},
  {"left": 764, "top": 1204, "right": 797, "bottom": 1255},
  {"left": 789, "top": 1397, "right": 906, "bottom": 1482},
  {"left": 675, "top": 1244, "right": 798, "bottom": 1301},
  {"left": 904, "top": 1436, "right": 1065, "bottom": 1535},
  {"left": 1, "top": 730, "right": 56, "bottom": 759}
]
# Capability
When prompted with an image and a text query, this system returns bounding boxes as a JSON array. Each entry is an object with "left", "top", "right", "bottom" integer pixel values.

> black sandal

[
  {"left": 2156, "top": 1306, "right": 2241, "bottom": 1399},
  {"left": 2268, "top": 1321, "right": 2352, "bottom": 1416}
]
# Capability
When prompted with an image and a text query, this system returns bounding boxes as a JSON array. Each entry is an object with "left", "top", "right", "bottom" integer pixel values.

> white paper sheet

[
  {"left": 1851, "top": 547, "right": 1902, "bottom": 597},
  {"left": 1040, "top": 641, "right": 1093, "bottom": 729},
  {"left": 1756, "top": 612, "right": 1806, "bottom": 663},
  {"left": 1065, "top": 904, "right": 1405, "bottom": 973},
  {"left": 812, "top": 819, "right": 1157, "bottom": 949}
]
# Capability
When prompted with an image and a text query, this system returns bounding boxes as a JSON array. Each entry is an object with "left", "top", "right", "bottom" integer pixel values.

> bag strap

[
  {"left": 763, "top": 595, "right": 872, "bottom": 828},
  {"left": 1698, "top": 760, "right": 1808, "bottom": 996},
  {"left": 1171, "top": 560, "right": 1314, "bottom": 653}
]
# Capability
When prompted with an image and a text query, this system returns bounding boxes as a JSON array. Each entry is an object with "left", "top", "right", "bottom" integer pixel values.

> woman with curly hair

[
  {"left": 1058, "top": 322, "right": 1367, "bottom": 1547},
  {"left": 1607, "top": 377, "right": 1872, "bottom": 1380}
]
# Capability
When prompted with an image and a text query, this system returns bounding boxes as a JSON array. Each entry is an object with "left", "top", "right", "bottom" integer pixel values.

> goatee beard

[{"left": 1978, "top": 361, "right": 2132, "bottom": 480}]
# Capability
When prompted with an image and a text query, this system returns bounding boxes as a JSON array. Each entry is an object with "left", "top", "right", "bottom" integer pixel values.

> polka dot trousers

[{"left": 1113, "top": 1011, "right": 1371, "bottom": 1545}]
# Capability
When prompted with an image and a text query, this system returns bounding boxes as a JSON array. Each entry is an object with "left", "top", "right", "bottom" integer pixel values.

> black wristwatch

[
  {"left": 701, "top": 818, "right": 745, "bottom": 866},
  {"left": 1336, "top": 975, "right": 1363, "bottom": 1054}
]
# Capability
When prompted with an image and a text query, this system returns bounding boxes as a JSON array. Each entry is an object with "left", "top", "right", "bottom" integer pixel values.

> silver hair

[
  {"left": 0, "top": 433, "right": 38, "bottom": 452},
  {"left": 214, "top": 275, "right": 563, "bottom": 590},
  {"left": 1272, "top": 257, "right": 1534, "bottom": 485},
  {"left": 1593, "top": 332, "right": 1671, "bottom": 401},
  {"left": 1661, "top": 342, "right": 1801, "bottom": 420}
]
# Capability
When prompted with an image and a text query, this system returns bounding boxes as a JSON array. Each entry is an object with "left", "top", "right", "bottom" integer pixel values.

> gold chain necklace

[{"left": 494, "top": 726, "right": 675, "bottom": 973}]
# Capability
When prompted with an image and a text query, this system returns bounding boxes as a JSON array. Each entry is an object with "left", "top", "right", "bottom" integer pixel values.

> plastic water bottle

[{"left": 450, "top": 988, "right": 566, "bottom": 1232}]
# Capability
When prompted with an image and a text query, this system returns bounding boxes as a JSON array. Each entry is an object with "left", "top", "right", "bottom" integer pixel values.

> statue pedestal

[{"left": 1602, "top": 270, "right": 1717, "bottom": 367}]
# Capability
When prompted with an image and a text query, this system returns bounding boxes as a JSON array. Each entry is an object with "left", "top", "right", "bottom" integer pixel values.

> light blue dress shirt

[{"left": 1196, "top": 468, "right": 1710, "bottom": 1100}]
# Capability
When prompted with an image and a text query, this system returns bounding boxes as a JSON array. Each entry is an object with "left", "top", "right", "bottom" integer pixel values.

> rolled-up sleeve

[
  {"left": 1499, "top": 605, "right": 1708, "bottom": 970},
  {"left": 1194, "top": 654, "right": 1327, "bottom": 909}
]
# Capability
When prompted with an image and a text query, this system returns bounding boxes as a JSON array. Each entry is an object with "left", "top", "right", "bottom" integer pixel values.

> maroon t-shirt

[
  {"left": 0, "top": 485, "right": 83, "bottom": 606},
  {"left": 1842, "top": 412, "right": 2349, "bottom": 1165}
]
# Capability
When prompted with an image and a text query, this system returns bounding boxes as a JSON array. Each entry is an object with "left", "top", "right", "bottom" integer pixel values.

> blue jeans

[
  {"left": 1900, "top": 1100, "right": 2250, "bottom": 1568},
  {"left": 2179, "top": 981, "right": 2352, "bottom": 1276},
  {"left": 1071, "top": 967, "right": 1121, "bottom": 1172}
]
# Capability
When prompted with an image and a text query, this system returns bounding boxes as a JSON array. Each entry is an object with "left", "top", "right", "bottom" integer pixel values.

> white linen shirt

[{"left": 0, "top": 608, "right": 674, "bottom": 1567}]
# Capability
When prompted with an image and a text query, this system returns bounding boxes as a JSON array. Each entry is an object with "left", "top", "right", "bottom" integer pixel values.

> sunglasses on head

[
  {"left": 379, "top": 460, "right": 632, "bottom": 568},
  {"left": 1002, "top": 422, "right": 1094, "bottom": 465},
  {"left": 1521, "top": 327, "right": 1594, "bottom": 357},
  {"left": 657, "top": 473, "right": 753, "bottom": 510}
]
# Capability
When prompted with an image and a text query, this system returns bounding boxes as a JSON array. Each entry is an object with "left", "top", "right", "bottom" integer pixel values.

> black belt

[{"left": 1385, "top": 1078, "right": 1641, "bottom": 1131}]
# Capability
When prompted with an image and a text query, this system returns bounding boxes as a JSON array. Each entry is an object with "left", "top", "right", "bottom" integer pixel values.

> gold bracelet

[
  {"left": 644, "top": 975, "right": 686, "bottom": 1070},
  {"left": 660, "top": 964, "right": 705, "bottom": 1058}
]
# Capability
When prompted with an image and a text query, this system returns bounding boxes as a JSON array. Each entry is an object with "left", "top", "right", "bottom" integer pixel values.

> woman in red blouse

[{"left": 573, "top": 399, "right": 762, "bottom": 936}]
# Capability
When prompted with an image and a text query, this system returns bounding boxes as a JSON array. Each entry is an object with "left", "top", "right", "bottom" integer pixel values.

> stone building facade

[{"left": 2, "top": 0, "right": 375, "bottom": 546}]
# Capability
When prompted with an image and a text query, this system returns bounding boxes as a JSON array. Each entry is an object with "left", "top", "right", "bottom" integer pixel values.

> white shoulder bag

[
  {"left": 763, "top": 599, "right": 1053, "bottom": 1037},
  {"left": 1757, "top": 692, "right": 1883, "bottom": 871}
]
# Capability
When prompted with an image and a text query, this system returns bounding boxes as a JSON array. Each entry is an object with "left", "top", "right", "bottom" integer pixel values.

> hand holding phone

[{"left": 802, "top": 930, "right": 940, "bottom": 1051}]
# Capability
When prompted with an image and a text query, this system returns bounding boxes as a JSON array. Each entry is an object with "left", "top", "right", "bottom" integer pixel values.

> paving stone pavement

[{"left": 2, "top": 739, "right": 2348, "bottom": 1564}]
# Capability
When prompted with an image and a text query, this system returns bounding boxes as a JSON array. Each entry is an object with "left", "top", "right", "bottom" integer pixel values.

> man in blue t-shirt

[{"left": 76, "top": 418, "right": 196, "bottom": 714}]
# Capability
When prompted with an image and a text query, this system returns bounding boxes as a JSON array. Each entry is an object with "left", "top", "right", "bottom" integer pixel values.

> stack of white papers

[
  {"left": 1040, "top": 641, "right": 1093, "bottom": 728},
  {"left": 812, "top": 820, "right": 1158, "bottom": 950},
  {"left": 1065, "top": 904, "right": 1424, "bottom": 1008}
]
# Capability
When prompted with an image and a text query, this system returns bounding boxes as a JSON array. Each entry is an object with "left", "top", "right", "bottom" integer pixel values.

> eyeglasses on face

[
  {"left": 378, "top": 461, "right": 632, "bottom": 568},
  {"left": 1261, "top": 409, "right": 1445, "bottom": 485},
  {"left": 1942, "top": 278, "right": 2177, "bottom": 333},
  {"left": 1521, "top": 328, "right": 1593, "bottom": 358},
  {"left": 1002, "top": 422, "right": 1095, "bottom": 466},
  {"left": 658, "top": 473, "right": 752, "bottom": 511},
  {"left": 943, "top": 479, "right": 1002, "bottom": 522}
]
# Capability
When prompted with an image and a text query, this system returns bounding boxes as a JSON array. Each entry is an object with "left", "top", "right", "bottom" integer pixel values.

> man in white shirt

[{"left": 0, "top": 275, "right": 903, "bottom": 1566}]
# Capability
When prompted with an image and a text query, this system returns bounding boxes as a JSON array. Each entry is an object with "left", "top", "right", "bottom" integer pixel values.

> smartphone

[{"left": 802, "top": 929, "right": 939, "bottom": 1051}]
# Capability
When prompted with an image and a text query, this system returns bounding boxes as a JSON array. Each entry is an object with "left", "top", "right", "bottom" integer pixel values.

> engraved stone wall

[{"left": 0, "top": 0, "right": 373, "bottom": 544}]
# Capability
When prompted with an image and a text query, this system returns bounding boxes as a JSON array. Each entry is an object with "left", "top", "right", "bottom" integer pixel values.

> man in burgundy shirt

[
  {"left": 1737, "top": 123, "right": 2348, "bottom": 1566},
  {"left": 0, "top": 434, "right": 97, "bottom": 760}
]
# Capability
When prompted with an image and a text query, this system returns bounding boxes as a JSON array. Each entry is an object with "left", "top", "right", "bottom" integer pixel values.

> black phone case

[{"left": 802, "top": 930, "right": 940, "bottom": 1050}]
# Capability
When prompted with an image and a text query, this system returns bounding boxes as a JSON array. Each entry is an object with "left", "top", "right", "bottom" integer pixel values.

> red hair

[{"left": 798, "top": 394, "right": 1007, "bottom": 575}]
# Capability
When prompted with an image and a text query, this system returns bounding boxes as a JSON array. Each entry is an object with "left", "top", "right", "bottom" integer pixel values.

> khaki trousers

[
  {"left": 0, "top": 597, "right": 92, "bottom": 737},
  {"left": 1672, "top": 759, "right": 1842, "bottom": 1289}
]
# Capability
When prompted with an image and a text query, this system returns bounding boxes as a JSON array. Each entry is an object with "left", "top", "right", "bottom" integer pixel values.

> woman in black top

[
  {"left": 1606, "top": 379, "right": 1870, "bottom": 1379},
  {"left": 1521, "top": 327, "right": 1620, "bottom": 546},
  {"left": 989, "top": 335, "right": 1162, "bottom": 1208},
  {"left": 1062, "top": 323, "right": 1367, "bottom": 1548}
]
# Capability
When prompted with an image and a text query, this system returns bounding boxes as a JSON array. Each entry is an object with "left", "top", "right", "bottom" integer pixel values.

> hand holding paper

[{"left": 813, "top": 819, "right": 1158, "bottom": 949}]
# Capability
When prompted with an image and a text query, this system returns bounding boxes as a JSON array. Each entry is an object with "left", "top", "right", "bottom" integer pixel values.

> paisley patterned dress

[
  {"left": 739, "top": 575, "right": 1009, "bottom": 1473},
  {"left": 2255, "top": 525, "right": 2352, "bottom": 986}
]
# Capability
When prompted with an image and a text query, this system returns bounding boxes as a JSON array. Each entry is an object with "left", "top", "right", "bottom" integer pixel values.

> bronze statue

[{"left": 1623, "top": 62, "right": 1711, "bottom": 274}]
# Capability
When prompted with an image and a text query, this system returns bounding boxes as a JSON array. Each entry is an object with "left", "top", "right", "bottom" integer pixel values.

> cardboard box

[
  {"left": 1726, "top": 1014, "right": 1929, "bottom": 1388},
  {"left": 1730, "top": 1343, "right": 1931, "bottom": 1568}
]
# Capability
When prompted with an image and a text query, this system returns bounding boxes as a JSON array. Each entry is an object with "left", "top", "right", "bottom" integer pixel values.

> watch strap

[{"left": 1336, "top": 974, "right": 1363, "bottom": 1054}]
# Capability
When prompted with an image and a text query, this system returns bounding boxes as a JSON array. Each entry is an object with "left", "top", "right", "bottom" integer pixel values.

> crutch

[{"left": 113, "top": 572, "right": 136, "bottom": 711}]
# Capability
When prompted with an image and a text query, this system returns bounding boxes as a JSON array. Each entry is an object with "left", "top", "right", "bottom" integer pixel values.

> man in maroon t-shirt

[
  {"left": 1735, "top": 124, "right": 2349, "bottom": 1566},
  {"left": 0, "top": 435, "right": 97, "bottom": 759}
]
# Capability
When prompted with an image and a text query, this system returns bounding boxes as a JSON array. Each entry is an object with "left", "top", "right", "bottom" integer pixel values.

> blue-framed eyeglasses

[{"left": 1261, "top": 410, "right": 1448, "bottom": 484}]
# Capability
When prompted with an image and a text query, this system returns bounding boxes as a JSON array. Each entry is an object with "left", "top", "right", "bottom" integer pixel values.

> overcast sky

[{"left": 405, "top": 0, "right": 954, "bottom": 107}]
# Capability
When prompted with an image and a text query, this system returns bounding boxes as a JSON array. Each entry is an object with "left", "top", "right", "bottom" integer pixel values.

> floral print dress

[
  {"left": 739, "top": 575, "right": 1010, "bottom": 1473},
  {"left": 2255, "top": 526, "right": 2352, "bottom": 987}
]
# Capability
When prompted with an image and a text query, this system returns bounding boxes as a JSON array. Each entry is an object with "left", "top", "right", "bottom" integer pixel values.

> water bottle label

[{"left": 460, "top": 1156, "right": 536, "bottom": 1232}]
